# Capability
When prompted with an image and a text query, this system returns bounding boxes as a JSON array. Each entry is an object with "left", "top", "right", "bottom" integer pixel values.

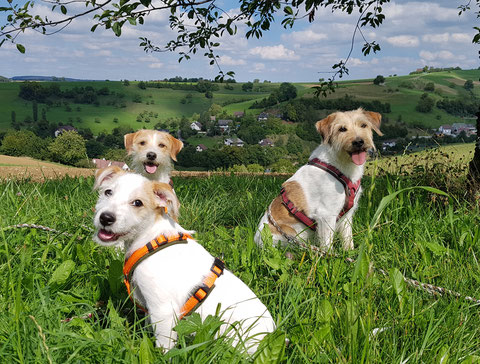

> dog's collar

[
  {"left": 280, "top": 158, "right": 361, "bottom": 230},
  {"left": 122, "top": 232, "right": 225, "bottom": 318}
]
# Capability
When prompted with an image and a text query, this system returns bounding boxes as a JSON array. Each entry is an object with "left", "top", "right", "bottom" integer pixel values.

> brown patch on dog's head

[
  {"left": 316, "top": 113, "right": 338, "bottom": 144},
  {"left": 150, "top": 182, "right": 180, "bottom": 221},
  {"left": 315, "top": 108, "right": 383, "bottom": 165},
  {"left": 94, "top": 166, "right": 126, "bottom": 190}
]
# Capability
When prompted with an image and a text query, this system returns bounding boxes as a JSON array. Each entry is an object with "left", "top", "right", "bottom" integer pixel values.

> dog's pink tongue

[
  {"left": 351, "top": 151, "right": 367, "bottom": 165},
  {"left": 145, "top": 164, "right": 157, "bottom": 174},
  {"left": 98, "top": 229, "right": 116, "bottom": 242}
]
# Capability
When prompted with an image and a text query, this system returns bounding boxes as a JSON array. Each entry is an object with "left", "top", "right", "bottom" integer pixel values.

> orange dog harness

[{"left": 122, "top": 232, "right": 225, "bottom": 318}]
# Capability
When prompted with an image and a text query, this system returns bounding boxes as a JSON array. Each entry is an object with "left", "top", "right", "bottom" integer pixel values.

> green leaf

[
  {"left": 112, "top": 22, "right": 122, "bottom": 36},
  {"left": 60, "top": 5, "right": 67, "bottom": 14},
  {"left": 317, "top": 299, "right": 333, "bottom": 324},
  {"left": 390, "top": 268, "right": 405, "bottom": 308},
  {"left": 254, "top": 331, "right": 286, "bottom": 364},
  {"left": 107, "top": 259, "right": 124, "bottom": 295},
  {"left": 370, "top": 186, "right": 449, "bottom": 230},
  {"left": 425, "top": 241, "right": 447, "bottom": 256},
  {"left": 139, "top": 335, "right": 154, "bottom": 364},
  {"left": 49, "top": 260, "right": 75, "bottom": 286},
  {"left": 16, "top": 43, "right": 25, "bottom": 53}
]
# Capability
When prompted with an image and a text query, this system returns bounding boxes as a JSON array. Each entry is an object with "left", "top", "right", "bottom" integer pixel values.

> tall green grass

[{"left": 1, "top": 173, "right": 480, "bottom": 363}]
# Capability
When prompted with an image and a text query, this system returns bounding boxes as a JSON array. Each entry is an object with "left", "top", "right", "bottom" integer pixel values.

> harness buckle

[{"left": 211, "top": 258, "right": 225, "bottom": 277}]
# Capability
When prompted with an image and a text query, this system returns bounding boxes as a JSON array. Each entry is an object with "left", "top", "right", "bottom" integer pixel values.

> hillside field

[{"left": 0, "top": 69, "right": 479, "bottom": 135}]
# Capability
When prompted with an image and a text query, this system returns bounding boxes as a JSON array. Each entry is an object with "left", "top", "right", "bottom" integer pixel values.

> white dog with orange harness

[
  {"left": 93, "top": 167, "right": 275, "bottom": 354},
  {"left": 255, "top": 108, "right": 383, "bottom": 251}
]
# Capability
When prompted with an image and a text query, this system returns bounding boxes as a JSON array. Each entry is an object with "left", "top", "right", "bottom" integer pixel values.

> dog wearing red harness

[
  {"left": 93, "top": 166, "right": 275, "bottom": 354},
  {"left": 254, "top": 108, "right": 382, "bottom": 251}
]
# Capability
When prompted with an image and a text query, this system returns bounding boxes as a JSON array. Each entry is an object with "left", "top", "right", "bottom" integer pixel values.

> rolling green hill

[{"left": 0, "top": 69, "right": 478, "bottom": 135}]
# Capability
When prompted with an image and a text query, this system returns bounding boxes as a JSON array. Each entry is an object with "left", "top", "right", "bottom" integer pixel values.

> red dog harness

[
  {"left": 280, "top": 158, "right": 361, "bottom": 230},
  {"left": 123, "top": 232, "right": 225, "bottom": 318}
]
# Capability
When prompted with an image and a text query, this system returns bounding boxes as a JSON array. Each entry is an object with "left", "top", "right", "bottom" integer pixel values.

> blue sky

[{"left": 1, "top": 0, "right": 479, "bottom": 82}]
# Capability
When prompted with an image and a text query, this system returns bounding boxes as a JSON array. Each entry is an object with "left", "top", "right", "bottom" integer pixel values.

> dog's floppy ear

[
  {"left": 124, "top": 132, "right": 136, "bottom": 153},
  {"left": 315, "top": 113, "right": 337, "bottom": 144},
  {"left": 94, "top": 166, "right": 125, "bottom": 189},
  {"left": 363, "top": 110, "right": 384, "bottom": 136},
  {"left": 168, "top": 134, "right": 184, "bottom": 162},
  {"left": 151, "top": 182, "right": 180, "bottom": 221}
]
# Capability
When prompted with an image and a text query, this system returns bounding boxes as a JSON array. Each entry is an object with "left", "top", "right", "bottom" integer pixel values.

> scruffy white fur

[
  {"left": 124, "top": 130, "right": 183, "bottom": 184},
  {"left": 93, "top": 167, "right": 275, "bottom": 354},
  {"left": 255, "top": 109, "right": 382, "bottom": 251}
]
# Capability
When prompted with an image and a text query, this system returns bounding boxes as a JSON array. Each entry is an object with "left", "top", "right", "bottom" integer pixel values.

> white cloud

[
  {"left": 249, "top": 45, "right": 300, "bottom": 61},
  {"left": 96, "top": 50, "right": 112, "bottom": 57},
  {"left": 422, "top": 32, "right": 472, "bottom": 44},
  {"left": 218, "top": 55, "right": 246, "bottom": 66},
  {"left": 419, "top": 50, "right": 456, "bottom": 61},
  {"left": 148, "top": 62, "right": 164, "bottom": 69},
  {"left": 385, "top": 35, "right": 419, "bottom": 47},
  {"left": 283, "top": 30, "right": 328, "bottom": 44}
]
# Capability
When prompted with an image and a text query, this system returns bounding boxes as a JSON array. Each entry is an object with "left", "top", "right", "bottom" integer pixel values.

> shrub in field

[
  {"left": 48, "top": 130, "right": 87, "bottom": 165},
  {"left": 0, "top": 129, "right": 50, "bottom": 159}
]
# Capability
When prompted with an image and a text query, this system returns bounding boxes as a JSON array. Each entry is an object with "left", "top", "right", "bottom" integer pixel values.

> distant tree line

[
  {"left": 141, "top": 79, "right": 229, "bottom": 93},
  {"left": 409, "top": 66, "right": 463, "bottom": 75},
  {"left": 436, "top": 98, "right": 480, "bottom": 117},
  {"left": 250, "top": 82, "right": 298, "bottom": 109},
  {"left": 18, "top": 82, "right": 121, "bottom": 105},
  {"left": 282, "top": 94, "right": 391, "bottom": 123}
]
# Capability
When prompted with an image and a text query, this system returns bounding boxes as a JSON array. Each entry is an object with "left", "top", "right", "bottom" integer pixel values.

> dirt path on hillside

[{"left": 0, "top": 155, "right": 291, "bottom": 182}]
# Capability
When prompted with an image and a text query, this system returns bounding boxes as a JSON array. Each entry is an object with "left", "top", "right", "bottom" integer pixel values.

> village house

[
  {"left": 438, "top": 125, "right": 452, "bottom": 136},
  {"left": 233, "top": 111, "right": 245, "bottom": 118},
  {"left": 54, "top": 125, "right": 77, "bottom": 137},
  {"left": 259, "top": 138, "right": 274, "bottom": 147},
  {"left": 190, "top": 121, "right": 203, "bottom": 131},
  {"left": 218, "top": 119, "right": 233, "bottom": 133},
  {"left": 196, "top": 144, "right": 208, "bottom": 152},
  {"left": 381, "top": 140, "right": 397, "bottom": 150},
  {"left": 224, "top": 138, "right": 244, "bottom": 147},
  {"left": 257, "top": 112, "right": 268, "bottom": 121},
  {"left": 92, "top": 158, "right": 129, "bottom": 170}
]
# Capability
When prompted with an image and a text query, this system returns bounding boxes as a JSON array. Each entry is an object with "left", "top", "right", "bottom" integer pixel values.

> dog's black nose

[
  {"left": 99, "top": 212, "right": 116, "bottom": 226},
  {"left": 352, "top": 138, "right": 364, "bottom": 148},
  {"left": 146, "top": 152, "right": 157, "bottom": 160}
]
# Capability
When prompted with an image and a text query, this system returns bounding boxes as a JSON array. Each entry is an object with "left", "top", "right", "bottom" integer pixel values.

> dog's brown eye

[
  {"left": 361, "top": 123, "right": 367, "bottom": 128},
  {"left": 158, "top": 143, "right": 166, "bottom": 148},
  {"left": 339, "top": 126, "right": 347, "bottom": 132},
  {"left": 132, "top": 200, "right": 143, "bottom": 207},
  {"left": 105, "top": 189, "right": 113, "bottom": 197},
  {"left": 139, "top": 141, "right": 146, "bottom": 146}
]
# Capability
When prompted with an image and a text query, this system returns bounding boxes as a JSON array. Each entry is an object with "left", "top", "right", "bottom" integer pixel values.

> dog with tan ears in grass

[
  {"left": 93, "top": 166, "right": 276, "bottom": 354},
  {"left": 254, "top": 108, "right": 383, "bottom": 251},
  {"left": 124, "top": 130, "right": 183, "bottom": 185}
]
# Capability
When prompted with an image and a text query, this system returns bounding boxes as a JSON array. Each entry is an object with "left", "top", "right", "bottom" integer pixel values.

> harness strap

[
  {"left": 123, "top": 232, "right": 192, "bottom": 313},
  {"left": 280, "top": 187, "right": 317, "bottom": 230},
  {"left": 179, "top": 257, "right": 225, "bottom": 319},
  {"left": 280, "top": 159, "right": 361, "bottom": 230},
  {"left": 308, "top": 158, "right": 361, "bottom": 219}
]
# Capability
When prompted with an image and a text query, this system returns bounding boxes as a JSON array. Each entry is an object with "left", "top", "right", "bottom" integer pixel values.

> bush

[
  {"left": 75, "top": 158, "right": 95, "bottom": 168},
  {"left": 49, "top": 131, "right": 87, "bottom": 165},
  {"left": 424, "top": 82, "right": 435, "bottom": 92}
]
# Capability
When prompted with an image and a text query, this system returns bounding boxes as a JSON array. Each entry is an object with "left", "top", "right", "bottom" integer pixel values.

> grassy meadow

[
  {"left": 1, "top": 69, "right": 478, "bottom": 135},
  {"left": 1, "top": 159, "right": 480, "bottom": 362}
]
